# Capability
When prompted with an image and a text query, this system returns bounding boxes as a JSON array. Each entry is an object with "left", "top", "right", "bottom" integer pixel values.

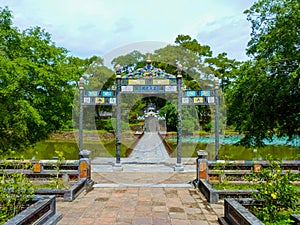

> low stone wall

[
  {"left": 35, "top": 178, "right": 88, "bottom": 201},
  {"left": 218, "top": 189, "right": 257, "bottom": 200},
  {"left": 0, "top": 160, "right": 80, "bottom": 181},
  {"left": 4, "top": 195, "right": 61, "bottom": 225},
  {"left": 198, "top": 179, "right": 258, "bottom": 203},
  {"left": 208, "top": 160, "right": 300, "bottom": 171},
  {"left": 219, "top": 198, "right": 264, "bottom": 225},
  {"left": 290, "top": 214, "right": 300, "bottom": 225},
  {"left": 207, "top": 160, "right": 300, "bottom": 181},
  {"left": 219, "top": 198, "right": 300, "bottom": 225},
  {"left": 198, "top": 179, "right": 219, "bottom": 203}
]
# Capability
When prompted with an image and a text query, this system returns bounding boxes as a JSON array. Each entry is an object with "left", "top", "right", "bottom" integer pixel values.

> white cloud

[
  {"left": 2, "top": 0, "right": 256, "bottom": 60},
  {"left": 197, "top": 16, "right": 252, "bottom": 60}
]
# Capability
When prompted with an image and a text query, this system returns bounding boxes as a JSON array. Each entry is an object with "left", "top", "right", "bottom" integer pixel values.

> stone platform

[{"left": 56, "top": 159, "right": 224, "bottom": 225}]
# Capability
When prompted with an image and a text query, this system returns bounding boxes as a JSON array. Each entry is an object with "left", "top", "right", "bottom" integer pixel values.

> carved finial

[{"left": 146, "top": 55, "right": 151, "bottom": 65}]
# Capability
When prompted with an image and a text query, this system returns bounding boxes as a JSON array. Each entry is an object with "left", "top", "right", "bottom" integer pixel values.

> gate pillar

[{"left": 175, "top": 64, "right": 184, "bottom": 171}]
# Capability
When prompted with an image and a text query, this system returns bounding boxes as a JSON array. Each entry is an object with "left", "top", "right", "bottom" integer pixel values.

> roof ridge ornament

[
  {"left": 146, "top": 55, "right": 152, "bottom": 65},
  {"left": 119, "top": 56, "right": 177, "bottom": 79}
]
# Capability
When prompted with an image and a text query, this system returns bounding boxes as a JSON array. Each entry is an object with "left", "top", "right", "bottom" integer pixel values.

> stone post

[
  {"left": 79, "top": 150, "right": 91, "bottom": 179},
  {"left": 196, "top": 150, "right": 208, "bottom": 181}
]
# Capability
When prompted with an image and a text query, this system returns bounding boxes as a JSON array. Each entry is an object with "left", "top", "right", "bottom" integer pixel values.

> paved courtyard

[{"left": 56, "top": 160, "right": 224, "bottom": 225}]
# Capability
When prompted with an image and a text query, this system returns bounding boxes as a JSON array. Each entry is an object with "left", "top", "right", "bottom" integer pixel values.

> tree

[
  {"left": 111, "top": 50, "right": 146, "bottom": 67},
  {"left": 205, "top": 52, "right": 240, "bottom": 91},
  {"left": 107, "top": 38, "right": 231, "bottom": 134},
  {"left": 111, "top": 50, "right": 146, "bottom": 74},
  {"left": 175, "top": 34, "right": 212, "bottom": 62},
  {"left": 159, "top": 101, "right": 178, "bottom": 131},
  {"left": 227, "top": 0, "right": 300, "bottom": 147},
  {"left": 0, "top": 7, "right": 91, "bottom": 154}
]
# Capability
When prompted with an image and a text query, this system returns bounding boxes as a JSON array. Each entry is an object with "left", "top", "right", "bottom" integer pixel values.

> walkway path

[
  {"left": 57, "top": 127, "right": 223, "bottom": 224},
  {"left": 56, "top": 160, "right": 224, "bottom": 225},
  {"left": 128, "top": 132, "right": 170, "bottom": 163}
]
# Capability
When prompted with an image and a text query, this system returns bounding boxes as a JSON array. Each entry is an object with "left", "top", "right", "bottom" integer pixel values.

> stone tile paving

[
  {"left": 56, "top": 186, "right": 223, "bottom": 225},
  {"left": 92, "top": 171, "right": 195, "bottom": 185},
  {"left": 57, "top": 160, "right": 223, "bottom": 225}
]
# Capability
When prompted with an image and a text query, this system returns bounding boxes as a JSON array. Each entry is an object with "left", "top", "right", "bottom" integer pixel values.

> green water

[
  {"left": 167, "top": 142, "right": 300, "bottom": 160},
  {"left": 18, "top": 139, "right": 133, "bottom": 160},
  {"left": 16, "top": 136, "right": 300, "bottom": 160}
]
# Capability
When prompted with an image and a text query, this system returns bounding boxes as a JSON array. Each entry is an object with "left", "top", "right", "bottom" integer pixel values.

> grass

[
  {"left": 212, "top": 182, "right": 300, "bottom": 191},
  {"left": 212, "top": 182, "right": 257, "bottom": 190}
]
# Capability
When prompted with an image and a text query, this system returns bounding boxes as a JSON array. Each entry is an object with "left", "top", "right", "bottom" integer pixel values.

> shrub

[
  {"left": 0, "top": 160, "right": 34, "bottom": 223},
  {"left": 249, "top": 156, "right": 300, "bottom": 224},
  {"left": 49, "top": 150, "right": 67, "bottom": 189}
]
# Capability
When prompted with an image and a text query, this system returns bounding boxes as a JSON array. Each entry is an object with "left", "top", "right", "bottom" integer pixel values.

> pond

[
  {"left": 167, "top": 135, "right": 300, "bottom": 160},
  {"left": 15, "top": 134, "right": 300, "bottom": 161},
  {"left": 17, "top": 139, "right": 132, "bottom": 160}
]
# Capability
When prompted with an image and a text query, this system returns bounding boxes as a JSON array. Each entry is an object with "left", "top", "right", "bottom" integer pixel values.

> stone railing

[
  {"left": 4, "top": 195, "right": 61, "bottom": 225},
  {"left": 0, "top": 159, "right": 80, "bottom": 181},
  {"left": 198, "top": 179, "right": 257, "bottom": 203},
  {"left": 219, "top": 198, "right": 300, "bottom": 225},
  {"left": 1, "top": 150, "right": 92, "bottom": 181},
  {"left": 218, "top": 198, "right": 264, "bottom": 225},
  {"left": 35, "top": 178, "right": 90, "bottom": 201},
  {"left": 207, "top": 160, "right": 300, "bottom": 182}
]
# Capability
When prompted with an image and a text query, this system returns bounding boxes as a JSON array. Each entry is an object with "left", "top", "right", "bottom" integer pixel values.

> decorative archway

[{"left": 78, "top": 59, "right": 219, "bottom": 170}]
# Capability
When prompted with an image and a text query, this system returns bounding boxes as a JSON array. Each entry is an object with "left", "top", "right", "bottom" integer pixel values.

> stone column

[
  {"left": 114, "top": 65, "right": 122, "bottom": 170},
  {"left": 79, "top": 77, "right": 84, "bottom": 155},
  {"left": 175, "top": 64, "right": 184, "bottom": 171},
  {"left": 214, "top": 78, "right": 220, "bottom": 160}
]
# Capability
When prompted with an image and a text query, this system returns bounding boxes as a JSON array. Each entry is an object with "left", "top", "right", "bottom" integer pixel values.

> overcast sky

[{"left": 2, "top": 0, "right": 256, "bottom": 65}]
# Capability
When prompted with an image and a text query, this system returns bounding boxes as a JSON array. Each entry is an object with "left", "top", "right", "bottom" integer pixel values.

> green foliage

[
  {"left": 196, "top": 105, "right": 212, "bottom": 132},
  {"left": 159, "top": 101, "right": 178, "bottom": 131},
  {"left": 104, "top": 38, "right": 232, "bottom": 134},
  {"left": 128, "top": 98, "right": 147, "bottom": 124},
  {"left": 248, "top": 156, "right": 300, "bottom": 224},
  {"left": 0, "top": 7, "right": 94, "bottom": 154},
  {"left": 227, "top": 0, "right": 300, "bottom": 147},
  {"left": 0, "top": 160, "right": 34, "bottom": 223},
  {"left": 151, "top": 43, "right": 209, "bottom": 83},
  {"left": 212, "top": 183, "right": 257, "bottom": 190},
  {"left": 182, "top": 107, "right": 199, "bottom": 135},
  {"left": 111, "top": 50, "right": 146, "bottom": 68},
  {"left": 182, "top": 119, "right": 194, "bottom": 134},
  {"left": 104, "top": 119, "right": 114, "bottom": 132},
  {"left": 212, "top": 155, "right": 232, "bottom": 184},
  {"left": 49, "top": 150, "right": 67, "bottom": 189},
  {"left": 205, "top": 52, "right": 240, "bottom": 91},
  {"left": 227, "top": 60, "right": 278, "bottom": 147},
  {"left": 175, "top": 34, "right": 212, "bottom": 62},
  {"left": 85, "top": 61, "right": 114, "bottom": 90}
]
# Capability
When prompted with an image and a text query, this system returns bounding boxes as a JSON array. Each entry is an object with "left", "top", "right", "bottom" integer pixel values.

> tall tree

[
  {"left": 175, "top": 34, "right": 212, "bottom": 62},
  {"left": 227, "top": 0, "right": 300, "bottom": 147},
  {"left": 111, "top": 50, "right": 146, "bottom": 74},
  {"left": 205, "top": 52, "right": 240, "bottom": 91},
  {"left": 0, "top": 7, "right": 91, "bottom": 154}
]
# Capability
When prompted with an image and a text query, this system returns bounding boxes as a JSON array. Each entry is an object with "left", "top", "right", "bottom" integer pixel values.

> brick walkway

[{"left": 56, "top": 163, "right": 224, "bottom": 225}]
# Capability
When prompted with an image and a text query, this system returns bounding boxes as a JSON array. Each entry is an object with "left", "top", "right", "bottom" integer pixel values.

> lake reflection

[
  {"left": 19, "top": 140, "right": 113, "bottom": 160},
  {"left": 17, "top": 135, "right": 300, "bottom": 160},
  {"left": 167, "top": 135, "right": 300, "bottom": 160}
]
